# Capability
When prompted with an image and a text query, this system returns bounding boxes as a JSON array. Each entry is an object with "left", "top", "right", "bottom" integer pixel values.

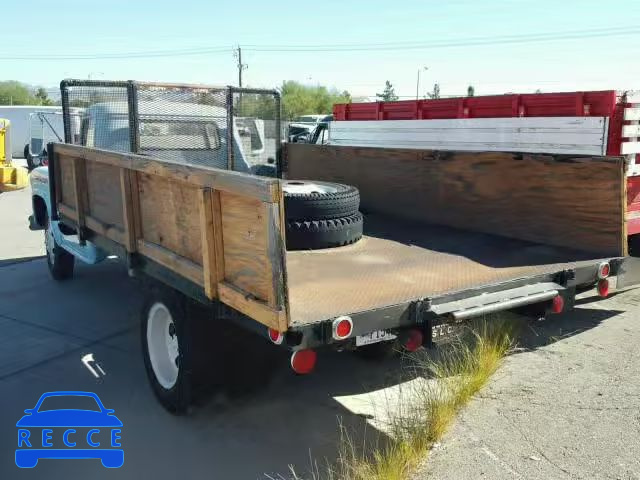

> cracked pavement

[{"left": 414, "top": 290, "right": 640, "bottom": 480}]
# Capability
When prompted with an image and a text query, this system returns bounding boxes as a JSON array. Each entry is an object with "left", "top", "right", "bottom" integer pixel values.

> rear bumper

[{"left": 283, "top": 258, "right": 631, "bottom": 350}]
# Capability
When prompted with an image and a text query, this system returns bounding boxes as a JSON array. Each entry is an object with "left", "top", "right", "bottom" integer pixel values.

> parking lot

[{"left": 1, "top": 184, "right": 639, "bottom": 479}]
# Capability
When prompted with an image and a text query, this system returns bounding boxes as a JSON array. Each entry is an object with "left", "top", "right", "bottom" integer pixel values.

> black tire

[
  {"left": 284, "top": 181, "right": 360, "bottom": 220},
  {"left": 24, "top": 145, "right": 36, "bottom": 170},
  {"left": 141, "top": 286, "right": 199, "bottom": 414},
  {"left": 45, "top": 216, "right": 74, "bottom": 281},
  {"left": 286, "top": 212, "right": 363, "bottom": 250},
  {"left": 355, "top": 341, "right": 397, "bottom": 360}
]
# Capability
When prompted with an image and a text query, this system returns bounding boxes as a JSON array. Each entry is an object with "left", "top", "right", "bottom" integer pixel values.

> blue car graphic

[{"left": 16, "top": 391, "right": 123, "bottom": 468}]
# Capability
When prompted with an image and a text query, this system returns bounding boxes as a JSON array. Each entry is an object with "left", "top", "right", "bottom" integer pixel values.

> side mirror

[
  {"left": 105, "top": 409, "right": 115, "bottom": 415},
  {"left": 267, "top": 157, "right": 275, "bottom": 164},
  {"left": 24, "top": 409, "right": 33, "bottom": 414}
]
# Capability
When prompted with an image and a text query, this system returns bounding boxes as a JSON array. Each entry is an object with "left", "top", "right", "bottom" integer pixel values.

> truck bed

[{"left": 286, "top": 214, "right": 600, "bottom": 325}]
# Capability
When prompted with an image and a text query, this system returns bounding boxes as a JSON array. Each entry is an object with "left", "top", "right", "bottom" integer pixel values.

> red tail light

[
  {"left": 597, "top": 279, "right": 610, "bottom": 298},
  {"left": 267, "top": 328, "right": 284, "bottom": 345},
  {"left": 41, "top": 158, "right": 49, "bottom": 166},
  {"left": 551, "top": 295, "right": 564, "bottom": 314},
  {"left": 290, "top": 349, "right": 317, "bottom": 374},
  {"left": 403, "top": 329, "right": 423, "bottom": 352},
  {"left": 597, "top": 262, "right": 610, "bottom": 279},
  {"left": 332, "top": 316, "right": 353, "bottom": 340}
]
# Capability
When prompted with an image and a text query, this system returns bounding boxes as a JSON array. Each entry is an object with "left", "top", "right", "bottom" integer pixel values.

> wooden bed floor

[{"left": 285, "top": 214, "right": 601, "bottom": 326}]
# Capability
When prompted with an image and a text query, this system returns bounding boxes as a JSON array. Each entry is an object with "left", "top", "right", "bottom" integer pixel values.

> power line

[{"left": 2, "top": 26, "right": 639, "bottom": 60}]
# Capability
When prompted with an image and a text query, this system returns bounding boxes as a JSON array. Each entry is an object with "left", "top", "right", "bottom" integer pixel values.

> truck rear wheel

[
  {"left": 45, "top": 216, "right": 74, "bottom": 281},
  {"left": 141, "top": 286, "right": 220, "bottom": 414}
]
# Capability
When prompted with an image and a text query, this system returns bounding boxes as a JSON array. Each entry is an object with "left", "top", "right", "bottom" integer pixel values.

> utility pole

[
  {"left": 416, "top": 66, "right": 428, "bottom": 100},
  {"left": 234, "top": 46, "right": 248, "bottom": 87}
]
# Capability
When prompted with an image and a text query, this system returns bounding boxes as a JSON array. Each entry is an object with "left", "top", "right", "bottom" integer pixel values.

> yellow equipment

[{"left": 0, "top": 119, "right": 28, "bottom": 192}]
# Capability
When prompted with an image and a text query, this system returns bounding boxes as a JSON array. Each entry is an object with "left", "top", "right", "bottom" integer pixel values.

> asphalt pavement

[{"left": 2, "top": 184, "right": 639, "bottom": 480}]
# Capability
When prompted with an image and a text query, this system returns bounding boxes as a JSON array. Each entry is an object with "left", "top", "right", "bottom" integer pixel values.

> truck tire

[
  {"left": 286, "top": 212, "right": 363, "bottom": 250},
  {"left": 45, "top": 216, "right": 74, "bottom": 281},
  {"left": 284, "top": 181, "right": 360, "bottom": 220},
  {"left": 141, "top": 286, "right": 220, "bottom": 414}
]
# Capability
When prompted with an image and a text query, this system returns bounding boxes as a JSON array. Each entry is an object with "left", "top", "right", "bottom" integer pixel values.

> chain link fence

[{"left": 60, "top": 80, "right": 281, "bottom": 177}]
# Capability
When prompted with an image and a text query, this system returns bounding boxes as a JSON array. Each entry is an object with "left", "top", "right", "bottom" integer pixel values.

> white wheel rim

[
  {"left": 45, "top": 224, "right": 55, "bottom": 263},
  {"left": 283, "top": 181, "right": 339, "bottom": 195},
  {"left": 147, "top": 302, "right": 180, "bottom": 390}
]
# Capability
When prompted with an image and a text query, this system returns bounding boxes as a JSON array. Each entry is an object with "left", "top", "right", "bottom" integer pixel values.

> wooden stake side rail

[{"left": 52, "top": 143, "right": 289, "bottom": 332}]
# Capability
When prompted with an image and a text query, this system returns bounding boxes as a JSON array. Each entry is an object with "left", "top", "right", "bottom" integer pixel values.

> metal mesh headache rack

[{"left": 59, "top": 80, "right": 282, "bottom": 177}]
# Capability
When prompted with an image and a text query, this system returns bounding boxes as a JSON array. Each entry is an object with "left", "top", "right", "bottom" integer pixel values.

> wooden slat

[
  {"left": 621, "top": 142, "right": 640, "bottom": 155},
  {"left": 58, "top": 155, "right": 75, "bottom": 208},
  {"left": 266, "top": 190, "right": 287, "bottom": 310},
  {"left": 138, "top": 173, "right": 203, "bottom": 265},
  {"left": 71, "top": 156, "right": 87, "bottom": 235},
  {"left": 624, "top": 108, "right": 640, "bottom": 121},
  {"left": 218, "top": 282, "right": 287, "bottom": 331},
  {"left": 220, "top": 191, "right": 271, "bottom": 302},
  {"left": 128, "top": 170, "right": 143, "bottom": 240},
  {"left": 286, "top": 144, "right": 626, "bottom": 256},
  {"left": 199, "top": 188, "right": 218, "bottom": 299},
  {"left": 58, "top": 203, "right": 77, "bottom": 221},
  {"left": 84, "top": 162, "right": 124, "bottom": 229},
  {"left": 622, "top": 124, "right": 640, "bottom": 137},
  {"left": 52, "top": 143, "right": 280, "bottom": 203},
  {"left": 211, "top": 190, "right": 226, "bottom": 283},
  {"left": 85, "top": 216, "right": 124, "bottom": 245},
  {"left": 120, "top": 169, "right": 136, "bottom": 252},
  {"left": 138, "top": 240, "right": 203, "bottom": 286}
]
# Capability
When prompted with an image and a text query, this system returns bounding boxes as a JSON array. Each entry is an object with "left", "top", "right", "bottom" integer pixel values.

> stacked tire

[{"left": 283, "top": 181, "right": 363, "bottom": 250}]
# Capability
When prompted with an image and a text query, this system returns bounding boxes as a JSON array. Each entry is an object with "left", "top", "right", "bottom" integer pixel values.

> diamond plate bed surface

[{"left": 285, "top": 215, "right": 600, "bottom": 326}]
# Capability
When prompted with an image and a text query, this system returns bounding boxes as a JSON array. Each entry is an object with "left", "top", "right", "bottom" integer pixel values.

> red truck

[{"left": 333, "top": 91, "right": 640, "bottom": 245}]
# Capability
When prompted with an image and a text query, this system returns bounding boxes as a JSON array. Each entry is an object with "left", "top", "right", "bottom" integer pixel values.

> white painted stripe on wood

[
  {"left": 623, "top": 124, "right": 640, "bottom": 137},
  {"left": 329, "top": 117, "right": 608, "bottom": 155},
  {"left": 622, "top": 142, "right": 640, "bottom": 154},
  {"left": 625, "top": 108, "right": 640, "bottom": 121}
]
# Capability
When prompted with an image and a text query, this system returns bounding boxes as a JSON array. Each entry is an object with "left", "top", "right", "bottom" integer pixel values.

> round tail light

[
  {"left": 403, "top": 329, "right": 424, "bottom": 352},
  {"left": 290, "top": 349, "right": 317, "bottom": 375},
  {"left": 267, "top": 328, "right": 284, "bottom": 345},
  {"left": 597, "top": 279, "right": 610, "bottom": 298},
  {"left": 332, "top": 316, "right": 353, "bottom": 340},
  {"left": 597, "top": 262, "right": 610, "bottom": 279}
]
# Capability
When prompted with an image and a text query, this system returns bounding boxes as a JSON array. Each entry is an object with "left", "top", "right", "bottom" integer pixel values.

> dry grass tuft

[{"left": 287, "top": 316, "right": 520, "bottom": 480}]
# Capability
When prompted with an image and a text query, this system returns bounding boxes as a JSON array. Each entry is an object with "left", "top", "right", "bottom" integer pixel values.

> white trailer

[{"left": 0, "top": 106, "right": 62, "bottom": 159}]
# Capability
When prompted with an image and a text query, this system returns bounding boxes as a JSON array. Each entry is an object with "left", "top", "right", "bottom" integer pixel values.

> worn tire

[
  {"left": 284, "top": 181, "right": 360, "bottom": 220},
  {"left": 45, "top": 216, "right": 74, "bottom": 281},
  {"left": 141, "top": 285, "right": 218, "bottom": 414},
  {"left": 286, "top": 212, "right": 363, "bottom": 250}
]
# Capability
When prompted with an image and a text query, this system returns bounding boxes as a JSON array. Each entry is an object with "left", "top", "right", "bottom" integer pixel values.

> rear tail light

[
  {"left": 403, "top": 329, "right": 423, "bottom": 352},
  {"left": 597, "top": 279, "right": 610, "bottom": 298},
  {"left": 551, "top": 295, "right": 564, "bottom": 314},
  {"left": 290, "top": 349, "right": 317, "bottom": 374},
  {"left": 267, "top": 328, "right": 284, "bottom": 345},
  {"left": 41, "top": 158, "right": 49, "bottom": 166},
  {"left": 597, "top": 262, "right": 610, "bottom": 279},
  {"left": 332, "top": 316, "right": 353, "bottom": 340}
]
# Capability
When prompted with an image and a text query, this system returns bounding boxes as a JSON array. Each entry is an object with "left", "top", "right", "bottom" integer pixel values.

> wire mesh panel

[
  {"left": 231, "top": 88, "right": 281, "bottom": 177},
  {"left": 61, "top": 81, "right": 131, "bottom": 152},
  {"left": 60, "top": 80, "right": 282, "bottom": 176},
  {"left": 135, "top": 84, "right": 229, "bottom": 169}
]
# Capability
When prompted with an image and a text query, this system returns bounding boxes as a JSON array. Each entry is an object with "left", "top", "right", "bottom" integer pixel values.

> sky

[{"left": 2, "top": 0, "right": 640, "bottom": 100}]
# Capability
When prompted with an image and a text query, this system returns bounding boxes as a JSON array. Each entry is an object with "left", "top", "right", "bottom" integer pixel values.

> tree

[
  {"left": 376, "top": 81, "right": 398, "bottom": 102},
  {"left": 279, "top": 80, "right": 351, "bottom": 120},
  {"left": 427, "top": 83, "right": 441, "bottom": 99},
  {"left": 34, "top": 87, "right": 54, "bottom": 106},
  {"left": 0, "top": 81, "right": 37, "bottom": 105},
  {"left": 467, "top": 85, "right": 475, "bottom": 97},
  {"left": 534, "top": 89, "right": 543, "bottom": 94}
]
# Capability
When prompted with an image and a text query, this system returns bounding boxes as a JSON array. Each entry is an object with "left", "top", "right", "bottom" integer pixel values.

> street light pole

[{"left": 416, "top": 66, "right": 428, "bottom": 100}]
